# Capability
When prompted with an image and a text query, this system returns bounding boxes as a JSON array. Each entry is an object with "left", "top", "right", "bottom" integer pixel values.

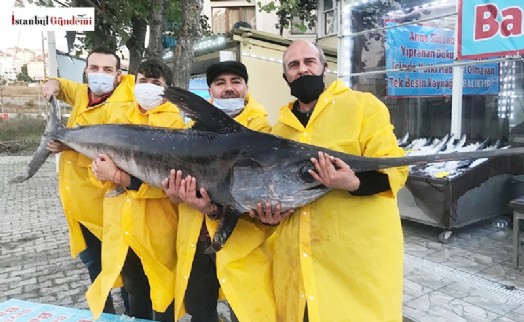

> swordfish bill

[{"left": 10, "top": 89, "right": 524, "bottom": 252}]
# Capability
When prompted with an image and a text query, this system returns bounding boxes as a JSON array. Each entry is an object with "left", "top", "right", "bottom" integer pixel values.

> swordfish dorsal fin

[{"left": 164, "top": 86, "right": 245, "bottom": 133}]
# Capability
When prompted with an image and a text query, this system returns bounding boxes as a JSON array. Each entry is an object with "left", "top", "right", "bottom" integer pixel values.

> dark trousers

[
  {"left": 78, "top": 224, "right": 121, "bottom": 314},
  {"left": 120, "top": 248, "right": 174, "bottom": 321},
  {"left": 121, "top": 248, "right": 153, "bottom": 319},
  {"left": 184, "top": 240, "right": 238, "bottom": 322}
]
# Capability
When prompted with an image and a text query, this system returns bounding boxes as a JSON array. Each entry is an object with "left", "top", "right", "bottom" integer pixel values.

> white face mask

[
  {"left": 134, "top": 83, "right": 165, "bottom": 110},
  {"left": 212, "top": 97, "right": 245, "bottom": 117},
  {"left": 87, "top": 73, "right": 116, "bottom": 95}
]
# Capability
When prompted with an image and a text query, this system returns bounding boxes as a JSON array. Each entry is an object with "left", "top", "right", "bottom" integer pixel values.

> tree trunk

[
  {"left": 172, "top": 0, "right": 202, "bottom": 89},
  {"left": 126, "top": 16, "right": 148, "bottom": 74},
  {"left": 145, "top": 0, "right": 168, "bottom": 59}
]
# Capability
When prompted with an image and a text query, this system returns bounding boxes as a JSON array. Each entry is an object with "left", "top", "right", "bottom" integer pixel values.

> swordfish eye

[{"left": 299, "top": 164, "right": 316, "bottom": 183}]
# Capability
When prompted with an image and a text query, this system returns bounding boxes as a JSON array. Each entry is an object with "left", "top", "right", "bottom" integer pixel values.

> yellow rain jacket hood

[
  {"left": 56, "top": 75, "right": 135, "bottom": 257},
  {"left": 174, "top": 93, "right": 277, "bottom": 322},
  {"left": 86, "top": 101, "right": 185, "bottom": 318},
  {"left": 271, "top": 80, "right": 408, "bottom": 322}
]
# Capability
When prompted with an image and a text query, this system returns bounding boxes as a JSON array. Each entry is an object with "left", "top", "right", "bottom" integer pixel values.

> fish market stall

[{"left": 397, "top": 136, "right": 524, "bottom": 242}]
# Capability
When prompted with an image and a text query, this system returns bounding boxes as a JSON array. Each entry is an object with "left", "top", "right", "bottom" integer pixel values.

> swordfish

[{"left": 10, "top": 89, "right": 524, "bottom": 252}]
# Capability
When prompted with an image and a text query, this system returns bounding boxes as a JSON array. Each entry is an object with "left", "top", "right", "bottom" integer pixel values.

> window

[
  {"left": 322, "top": 0, "right": 337, "bottom": 36},
  {"left": 339, "top": 0, "right": 523, "bottom": 141},
  {"left": 290, "top": 16, "right": 316, "bottom": 35},
  {"left": 212, "top": 6, "right": 256, "bottom": 34}
]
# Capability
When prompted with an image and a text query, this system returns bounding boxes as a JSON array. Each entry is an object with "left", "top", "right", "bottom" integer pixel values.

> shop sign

[
  {"left": 386, "top": 22, "right": 499, "bottom": 97},
  {"left": 458, "top": 0, "right": 524, "bottom": 59}
]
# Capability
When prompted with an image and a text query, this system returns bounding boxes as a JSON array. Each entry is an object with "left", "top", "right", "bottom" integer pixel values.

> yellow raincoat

[
  {"left": 86, "top": 101, "right": 185, "bottom": 318},
  {"left": 56, "top": 75, "right": 135, "bottom": 257},
  {"left": 174, "top": 94, "right": 277, "bottom": 322},
  {"left": 271, "top": 80, "right": 408, "bottom": 322}
]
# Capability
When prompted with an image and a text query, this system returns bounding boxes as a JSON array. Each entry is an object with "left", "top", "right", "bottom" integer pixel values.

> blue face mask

[
  {"left": 212, "top": 97, "right": 245, "bottom": 117},
  {"left": 87, "top": 73, "right": 116, "bottom": 95}
]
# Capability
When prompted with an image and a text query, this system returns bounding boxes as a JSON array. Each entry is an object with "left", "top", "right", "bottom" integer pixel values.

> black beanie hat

[{"left": 206, "top": 61, "right": 248, "bottom": 86}]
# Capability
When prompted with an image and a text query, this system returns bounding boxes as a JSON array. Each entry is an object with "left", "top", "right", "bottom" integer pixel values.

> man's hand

[
  {"left": 40, "top": 79, "right": 60, "bottom": 101},
  {"left": 47, "top": 140, "right": 70, "bottom": 154},
  {"left": 249, "top": 202, "right": 294, "bottom": 226},
  {"left": 178, "top": 176, "right": 217, "bottom": 215},
  {"left": 309, "top": 152, "right": 360, "bottom": 192},
  {"left": 162, "top": 169, "right": 185, "bottom": 204},
  {"left": 91, "top": 154, "right": 118, "bottom": 182}
]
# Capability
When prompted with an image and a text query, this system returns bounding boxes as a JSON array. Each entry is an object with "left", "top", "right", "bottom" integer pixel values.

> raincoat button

[
  {"left": 221, "top": 279, "right": 226, "bottom": 283},
  {"left": 300, "top": 294, "right": 305, "bottom": 298},
  {"left": 303, "top": 252, "right": 308, "bottom": 257},
  {"left": 125, "top": 231, "right": 129, "bottom": 235},
  {"left": 303, "top": 132, "right": 307, "bottom": 136},
  {"left": 309, "top": 296, "right": 314, "bottom": 300},
  {"left": 67, "top": 161, "right": 71, "bottom": 164},
  {"left": 65, "top": 187, "right": 70, "bottom": 190},
  {"left": 190, "top": 244, "right": 195, "bottom": 248},
  {"left": 184, "top": 276, "right": 188, "bottom": 279},
  {"left": 126, "top": 198, "right": 131, "bottom": 202}
]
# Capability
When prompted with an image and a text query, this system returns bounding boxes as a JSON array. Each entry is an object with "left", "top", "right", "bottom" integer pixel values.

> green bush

[{"left": 0, "top": 117, "right": 46, "bottom": 155}]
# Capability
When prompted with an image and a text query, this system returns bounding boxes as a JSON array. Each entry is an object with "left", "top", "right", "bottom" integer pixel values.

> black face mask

[{"left": 286, "top": 74, "right": 325, "bottom": 104}]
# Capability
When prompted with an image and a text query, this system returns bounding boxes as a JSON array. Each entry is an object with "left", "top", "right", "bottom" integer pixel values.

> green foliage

[
  {"left": 0, "top": 117, "right": 46, "bottom": 155},
  {"left": 40, "top": 0, "right": 210, "bottom": 60},
  {"left": 200, "top": 15, "right": 212, "bottom": 37},
  {"left": 16, "top": 65, "right": 33, "bottom": 82},
  {"left": 250, "top": 0, "right": 316, "bottom": 35}
]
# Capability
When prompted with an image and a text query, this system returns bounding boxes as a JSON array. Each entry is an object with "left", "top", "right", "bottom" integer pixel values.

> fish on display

[
  {"left": 404, "top": 134, "right": 507, "bottom": 178},
  {"left": 10, "top": 89, "right": 524, "bottom": 252}
]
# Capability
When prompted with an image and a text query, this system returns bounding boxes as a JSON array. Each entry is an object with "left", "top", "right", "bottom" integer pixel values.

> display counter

[{"left": 398, "top": 154, "right": 524, "bottom": 242}]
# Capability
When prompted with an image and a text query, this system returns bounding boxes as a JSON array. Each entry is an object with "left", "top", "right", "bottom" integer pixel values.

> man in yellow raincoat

[
  {"left": 40, "top": 47, "right": 135, "bottom": 313},
  {"left": 87, "top": 59, "right": 184, "bottom": 321},
  {"left": 251, "top": 40, "right": 408, "bottom": 322},
  {"left": 162, "top": 61, "right": 279, "bottom": 322}
]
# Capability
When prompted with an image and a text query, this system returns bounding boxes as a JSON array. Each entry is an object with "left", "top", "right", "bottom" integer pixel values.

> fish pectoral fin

[
  {"left": 105, "top": 186, "right": 126, "bottom": 198},
  {"left": 206, "top": 206, "right": 242, "bottom": 253}
]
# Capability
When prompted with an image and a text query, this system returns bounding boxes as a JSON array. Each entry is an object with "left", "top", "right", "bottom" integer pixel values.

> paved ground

[
  {"left": 0, "top": 157, "right": 97, "bottom": 311},
  {"left": 2, "top": 155, "right": 524, "bottom": 321},
  {"left": 0, "top": 156, "right": 229, "bottom": 321}
]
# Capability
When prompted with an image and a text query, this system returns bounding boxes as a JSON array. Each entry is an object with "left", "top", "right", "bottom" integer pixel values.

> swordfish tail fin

[{"left": 9, "top": 95, "right": 64, "bottom": 183}]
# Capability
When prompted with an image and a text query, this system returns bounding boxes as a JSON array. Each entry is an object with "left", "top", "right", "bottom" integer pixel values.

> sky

[{"left": 0, "top": 0, "right": 69, "bottom": 52}]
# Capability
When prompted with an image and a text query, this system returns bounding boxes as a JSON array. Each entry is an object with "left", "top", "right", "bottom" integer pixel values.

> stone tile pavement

[
  {"left": 0, "top": 157, "right": 98, "bottom": 311},
  {"left": 2, "top": 156, "right": 524, "bottom": 321},
  {"left": 0, "top": 156, "right": 230, "bottom": 321}
]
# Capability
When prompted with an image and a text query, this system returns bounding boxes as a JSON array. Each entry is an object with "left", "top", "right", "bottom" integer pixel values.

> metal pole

[
  {"left": 338, "top": 0, "right": 353, "bottom": 87},
  {"left": 41, "top": 31, "right": 47, "bottom": 79},
  {"left": 450, "top": 1, "right": 463, "bottom": 137},
  {"left": 46, "top": 30, "right": 60, "bottom": 172},
  {"left": 47, "top": 31, "right": 58, "bottom": 78}
]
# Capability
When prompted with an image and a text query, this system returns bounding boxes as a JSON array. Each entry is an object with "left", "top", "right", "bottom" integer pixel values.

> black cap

[{"left": 206, "top": 61, "right": 248, "bottom": 86}]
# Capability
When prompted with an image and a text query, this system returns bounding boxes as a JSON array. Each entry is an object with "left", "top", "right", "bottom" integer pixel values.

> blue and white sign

[
  {"left": 458, "top": 0, "right": 524, "bottom": 59},
  {"left": 386, "top": 22, "right": 499, "bottom": 97},
  {"left": 0, "top": 299, "right": 152, "bottom": 322}
]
